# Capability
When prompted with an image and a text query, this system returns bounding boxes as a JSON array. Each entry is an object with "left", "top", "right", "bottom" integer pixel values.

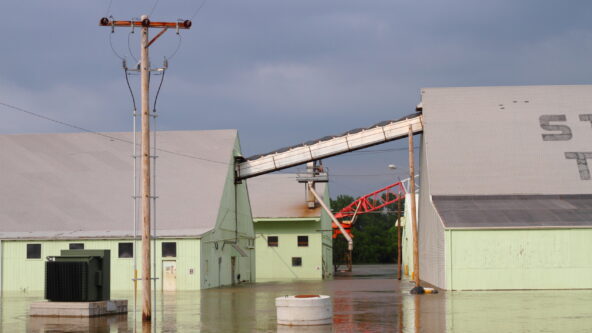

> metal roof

[
  {"left": 433, "top": 195, "right": 592, "bottom": 229},
  {"left": 0, "top": 130, "right": 237, "bottom": 239},
  {"left": 421, "top": 85, "right": 592, "bottom": 196},
  {"left": 247, "top": 174, "right": 326, "bottom": 219}
]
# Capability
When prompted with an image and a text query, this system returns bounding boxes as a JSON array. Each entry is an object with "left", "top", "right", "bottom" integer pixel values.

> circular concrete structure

[{"left": 275, "top": 295, "right": 332, "bottom": 326}]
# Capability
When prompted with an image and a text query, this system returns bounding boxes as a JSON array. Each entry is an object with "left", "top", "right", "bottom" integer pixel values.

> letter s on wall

[{"left": 539, "top": 115, "right": 572, "bottom": 141}]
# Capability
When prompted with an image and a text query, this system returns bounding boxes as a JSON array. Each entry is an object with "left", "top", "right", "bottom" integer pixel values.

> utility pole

[
  {"left": 396, "top": 196, "right": 402, "bottom": 280},
  {"left": 100, "top": 15, "right": 192, "bottom": 322},
  {"left": 139, "top": 14, "right": 152, "bottom": 322},
  {"left": 408, "top": 125, "right": 423, "bottom": 294}
]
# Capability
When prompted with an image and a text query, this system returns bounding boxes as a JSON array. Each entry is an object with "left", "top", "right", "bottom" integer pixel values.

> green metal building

[
  {"left": 415, "top": 85, "right": 592, "bottom": 290},
  {"left": 247, "top": 174, "right": 333, "bottom": 281},
  {"left": 0, "top": 130, "right": 255, "bottom": 292}
]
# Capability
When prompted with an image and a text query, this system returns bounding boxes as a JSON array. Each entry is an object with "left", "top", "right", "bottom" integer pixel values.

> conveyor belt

[{"left": 236, "top": 112, "right": 423, "bottom": 180}]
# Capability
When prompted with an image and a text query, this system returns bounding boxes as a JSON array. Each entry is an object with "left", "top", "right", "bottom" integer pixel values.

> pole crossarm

[{"left": 100, "top": 17, "right": 192, "bottom": 30}]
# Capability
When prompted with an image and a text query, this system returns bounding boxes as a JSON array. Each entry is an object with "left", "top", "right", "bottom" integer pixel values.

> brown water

[{"left": 3, "top": 265, "right": 592, "bottom": 332}]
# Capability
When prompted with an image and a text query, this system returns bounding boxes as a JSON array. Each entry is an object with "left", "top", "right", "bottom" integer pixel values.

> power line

[
  {"left": 0, "top": 101, "right": 229, "bottom": 166},
  {"left": 152, "top": 68, "right": 166, "bottom": 113},
  {"left": 191, "top": 0, "right": 209, "bottom": 19},
  {"left": 109, "top": 31, "right": 126, "bottom": 60},
  {"left": 330, "top": 173, "right": 400, "bottom": 177},
  {"left": 346, "top": 146, "right": 420, "bottom": 155},
  {"left": 148, "top": 0, "right": 161, "bottom": 17},
  {"left": 105, "top": 0, "right": 113, "bottom": 16},
  {"left": 127, "top": 30, "right": 139, "bottom": 63},
  {"left": 167, "top": 34, "right": 183, "bottom": 61},
  {"left": 124, "top": 68, "right": 138, "bottom": 112}
]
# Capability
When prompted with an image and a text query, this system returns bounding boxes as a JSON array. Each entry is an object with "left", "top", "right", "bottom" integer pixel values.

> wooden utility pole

[
  {"left": 139, "top": 14, "right": 152, "bottom": 321},
  {"left": 99, "top": 15, "right": 192, "bottom": 322},
  {"left": 396, "top": 195, "right": 402, "bottom": 280},
  {"left": 408, "top": 125, "right": 422, "bottom": 294}
]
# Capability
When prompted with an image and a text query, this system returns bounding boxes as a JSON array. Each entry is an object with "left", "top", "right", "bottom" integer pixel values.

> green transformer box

[{"left": 45, "top": 249, "right": 111, "bottom": 302}]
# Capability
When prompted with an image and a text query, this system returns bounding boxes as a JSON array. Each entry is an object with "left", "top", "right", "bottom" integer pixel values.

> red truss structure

[{"left": 332, "top": 181, "right": 406, "bottom": 239}]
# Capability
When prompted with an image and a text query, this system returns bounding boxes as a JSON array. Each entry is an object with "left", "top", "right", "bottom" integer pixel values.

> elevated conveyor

[{"left": 236, "top": 112, "right": 423, "bottom": 180}]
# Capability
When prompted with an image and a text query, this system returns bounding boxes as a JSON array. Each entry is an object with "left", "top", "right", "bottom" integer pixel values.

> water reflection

[
  {"left": 2, "top": 265, "right": 591, "bottom": 332},
  {"left": 27, "top": 315, "right": 128, "bottom": 333}
]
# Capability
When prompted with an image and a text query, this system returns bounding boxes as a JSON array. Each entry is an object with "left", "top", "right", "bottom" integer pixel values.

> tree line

[{"left": 331, "top": 194, "right": 404, "bottom": 266}]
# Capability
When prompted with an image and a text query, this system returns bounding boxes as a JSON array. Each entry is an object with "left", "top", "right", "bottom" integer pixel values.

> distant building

[
  {"left": 416, "top": 85, "right": 592, "bottom": 290},
  {"left": 0, "top": 130, "right": 254, "bottom": 292},
  {"left": 248, "top": 174, "right": 333, "bottom": 281}
]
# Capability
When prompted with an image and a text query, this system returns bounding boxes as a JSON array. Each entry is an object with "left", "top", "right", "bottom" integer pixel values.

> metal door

[
  {"left": 162, "top": 261, "right": 177, "bottom": 291},
  {"left": 231, "top": 256, "right": 236, "bottom": 285}
]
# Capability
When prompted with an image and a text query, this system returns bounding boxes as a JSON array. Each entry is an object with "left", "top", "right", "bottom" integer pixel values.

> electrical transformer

[{"left": 45, "top": 249, "right": 111, "bottom": 302}]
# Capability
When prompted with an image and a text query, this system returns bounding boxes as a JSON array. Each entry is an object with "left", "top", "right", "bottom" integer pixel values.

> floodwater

[{"left": 2, "top": 265, "right": 592, "bottom": 332}]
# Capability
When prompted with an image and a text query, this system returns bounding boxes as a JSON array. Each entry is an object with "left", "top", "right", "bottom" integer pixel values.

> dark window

[
  {"left": 267, "top": 236, "right": 278, "bottom": 247},
  {"left": 297, "top": 236, "right": 309, "bottom": 247},
  {"left": 162, "top": 242, "right": 177, "bottom": 257},
  {"left": 69, "top": 243, "right": 84, "bottom": 250},
  {"left": 292, "top": 257, "right": 302, "bottom": 267},
  {"left": 27, "top": 244, "right": 41, "bottom": 259},
  {"left": 118, "top": 242, "right": 133, "bottom": 258}
]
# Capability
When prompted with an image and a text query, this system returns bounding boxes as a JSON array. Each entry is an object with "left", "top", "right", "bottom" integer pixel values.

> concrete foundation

[
  {"left": 276, "top": 295, "right": 332, "bottom": 326},
  {"left": 29, "top": 300, "right": 127, "bottom": 317}
]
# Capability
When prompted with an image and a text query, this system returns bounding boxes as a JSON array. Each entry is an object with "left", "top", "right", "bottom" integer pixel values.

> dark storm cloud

[{"left": 0, "top": 0, "right": 591, "bottom": 195}]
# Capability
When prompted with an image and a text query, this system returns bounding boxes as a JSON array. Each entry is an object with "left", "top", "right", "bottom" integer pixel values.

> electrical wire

[
  {"left": 105, "top": 0, "right": 113, "bottom": 16},
  {"left": 0, "top": 101, "right": 229, "bottom": 166},
  {"left": 127, "top": 31, "right": 139, "bottom": 64},
  {"left": 153, "top": 68, "right": 166, "bottom": 113},
  {"left": 191, "top": 0, "right": 209, "bottom": 19},
  {"left": 349, "top": 146, "right": 420, "bottom": 154},
  {"left": 148, "top": 0, "right": 161, "bottom": 17},
  {"left": 124, "top": 69, "right": 138, "bottom": 112},
  {"left": 109, "top": 32, "right": 126, "bottom": 61},
  {"left": 167, "top": 34, "right": 183, "bottom": 61}
]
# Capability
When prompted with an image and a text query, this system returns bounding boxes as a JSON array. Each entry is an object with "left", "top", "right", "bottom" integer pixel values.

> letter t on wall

[{"left": 565, "top": 152, "right": 592, "bottom": 180}]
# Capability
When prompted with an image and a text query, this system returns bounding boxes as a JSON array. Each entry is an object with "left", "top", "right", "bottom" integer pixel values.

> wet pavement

[{"left": 2, "top": 265, "right": 592, "bottom": 332}]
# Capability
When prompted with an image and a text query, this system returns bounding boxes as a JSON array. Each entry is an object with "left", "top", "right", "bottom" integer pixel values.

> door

[
  {"left": 162, "top": 261, "right": 177, "bottom": 291},
  {"left": 231, "top": 256, "right": 236, "bottom": 285}
]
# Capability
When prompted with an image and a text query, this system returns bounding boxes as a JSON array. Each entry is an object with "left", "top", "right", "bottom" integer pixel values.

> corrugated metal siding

[
  {"left": 199, "top": 138, "right": 255, "bottom": 289},
  {"left": 449, "top": 229, "right": 592, "bottom": 290},
  {"left": 2, "top": 239, "right": 200, "bottom": 292},
  {"left": 421, "top": 85, "right": 592, "bottom": 196},
  {"left": 418, "top": 134, "right": 446, "bottom": 289}
]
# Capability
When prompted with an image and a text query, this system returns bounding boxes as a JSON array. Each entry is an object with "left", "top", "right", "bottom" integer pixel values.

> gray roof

[
  {"left": 421, "top": 85, "right": 592, "bottom": 196},
  {"left": 247, "top": 174, "right": 325, "bottom": 219},
  {"left": 0, "top": 130, "right": 237, "bottom": 239},
  {"left": 433, "top": 195, "right": 592, "bottom": 229}
]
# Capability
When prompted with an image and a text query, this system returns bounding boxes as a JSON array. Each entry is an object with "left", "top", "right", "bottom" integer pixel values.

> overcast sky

[{"left": 1, "top": 1, "right": 591, "bottom": 197}]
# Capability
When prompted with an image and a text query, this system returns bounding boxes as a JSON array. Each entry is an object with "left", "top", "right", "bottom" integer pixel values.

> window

[
  {"left": 292, "top": 257, "right": 302, "bottom": 267},
  {"left": 69, "top": 243, "right": 84, "bottom": 250},
  {"left": 267, "top": 236, "right": 278, "bottom": 247},
  {"left": 27, "top": 244, "right": 41, "bottom": 259},
  {"left": 162, "top": 242, "right": 177, "bottom": 257},
  {"left": 297, "top": 236, "right": 309, "bottom": 247},
  {"left": 118, "top": 242, "right": 133, "bottom": 258}
]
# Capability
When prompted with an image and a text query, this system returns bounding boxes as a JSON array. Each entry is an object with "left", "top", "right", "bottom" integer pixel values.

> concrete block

[{"left": 29, "top": 300, "right": 127, "bottom": 317}]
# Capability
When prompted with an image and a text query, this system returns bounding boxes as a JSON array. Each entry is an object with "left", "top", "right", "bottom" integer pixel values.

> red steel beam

[{"left": 335, "top": 181, "right": 406, "bottom": 219}]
